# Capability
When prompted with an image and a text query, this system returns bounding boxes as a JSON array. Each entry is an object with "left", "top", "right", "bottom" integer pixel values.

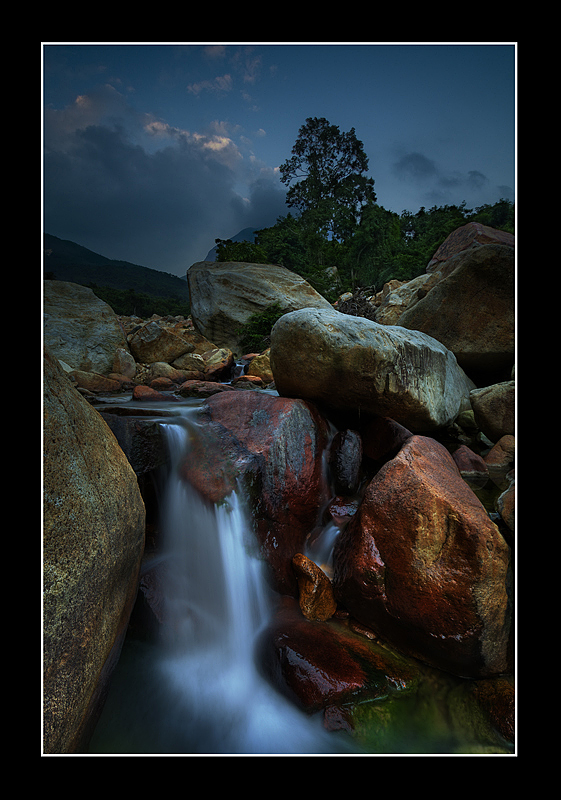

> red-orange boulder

[
  {"left": 332, "top": 435, "right": 513, "bottom": 678},
  {"left": 180, "top": 391, "right": 332, "bottom": 594}
]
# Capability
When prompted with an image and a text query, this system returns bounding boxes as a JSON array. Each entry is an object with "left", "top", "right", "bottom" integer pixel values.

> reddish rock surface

[
  {"left": 259, "top": 597, "right": 419, "bottom": 713},
  {"left": 292, "top": 553, "right": 337, "bottom": 622},
  {"left": 332, "top": 435, "right": 513, "bottom": 678},
  {"left": 426, "top": 222, "right": 514, "bottom": 272},
  {"left": 452, "top": 444, "right": 489, "bottom": 486},
  {"left": 180, "top": 391, "right": 332, "bottom": 594}
]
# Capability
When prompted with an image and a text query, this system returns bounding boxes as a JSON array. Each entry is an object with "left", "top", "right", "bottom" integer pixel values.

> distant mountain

[
  {"left": 43, "top": 233, "right": 190, "bottom": 302},
  {"left": 204, "top": 227, "right": 258, "bottom": 261}
]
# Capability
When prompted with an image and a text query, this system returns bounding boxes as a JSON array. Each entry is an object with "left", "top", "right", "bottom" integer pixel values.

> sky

[{"left": 42, "top": 42, "right": 516, "bottom": 278}]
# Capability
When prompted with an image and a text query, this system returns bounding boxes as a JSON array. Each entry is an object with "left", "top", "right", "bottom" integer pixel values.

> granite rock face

[
  {"left": 43, "top": 349, "right": 145, "bottom": 753},
  {"left": 187, "top": 260, "right": 333, "bottom": 353},
  {"left": 332, "top": 435, "right": 513, "bottom": 679},
  {"left": 270, "top": 307, "right": 475, "bottom": 432},
  {"left": 43, "top": 280, "right": 128, "bottom": 374}
]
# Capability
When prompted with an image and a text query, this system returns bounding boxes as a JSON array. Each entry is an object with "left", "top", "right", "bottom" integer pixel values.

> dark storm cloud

[{"left": 43, "top": 86, "right": 287, "bottom": 275}]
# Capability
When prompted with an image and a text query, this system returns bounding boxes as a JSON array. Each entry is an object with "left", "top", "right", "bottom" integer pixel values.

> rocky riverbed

[{"left": 43, "top": 221, "right": 515, "bottom": 754}]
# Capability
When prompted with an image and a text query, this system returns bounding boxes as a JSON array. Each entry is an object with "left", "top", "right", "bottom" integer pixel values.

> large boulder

[
  {"left": 426, "top": 222, "right": 514, "bottom": 272},
  {"left": 43, "top": 349, "right": 146, "bottom": 753},
  {"left": 270, "top": 307, "right": 475, "bottom": 432},
  {"left": 332, "top": 435, "right": 513, "bottom": 679},
  {"left": 128, "top": 320, "right": 197, "bottom": 364},
  {"left": 43, "top": 280, "right": 128, "bottom": 375},
  {"left": 470, "top": 381, "right": 515, "bottom": 443},
  {"left": 259, "top": 597, "right": 420, "bottom": 714},
  {"left": 179, "top": 391, "right": 332, "bottom": 594},
  {"left": 187, "top": 261, "right": 333, "bottom": 353},
  {"left": 398, "top": 244, "right": 515, "bottom": 382},
  {"left": 375, "top": 272, "right": 442, "bottom": 326}
]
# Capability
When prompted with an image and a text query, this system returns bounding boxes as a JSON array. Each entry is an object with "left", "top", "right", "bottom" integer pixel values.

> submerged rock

[{"left": 259, "top": 597, "right": 419, "bottom": 714}]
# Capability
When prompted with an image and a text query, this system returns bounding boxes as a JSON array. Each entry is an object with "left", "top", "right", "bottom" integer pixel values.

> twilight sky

[{"left": 43, "top": 42, "right": 516, "bottom": 278}]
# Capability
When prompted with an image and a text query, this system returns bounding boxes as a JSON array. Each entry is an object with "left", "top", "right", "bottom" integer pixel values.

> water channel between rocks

[{"left": 88, "top": 392, "right": 513, "bottom": 756}]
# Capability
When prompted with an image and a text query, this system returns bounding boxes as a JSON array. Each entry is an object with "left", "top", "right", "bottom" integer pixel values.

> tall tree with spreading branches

[{"left": 279, "top": 117, "right": 376, "bottom": 241}]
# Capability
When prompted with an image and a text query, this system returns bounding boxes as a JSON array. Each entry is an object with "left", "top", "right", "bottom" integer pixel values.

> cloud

[
  {"left": 391, "top": 149, "right": 502, "bottom": 209},
  {"left": 187, "top": 73, "right": 233, "bottom": 95},
  {"left": 43, "top": 85, "right": 287, "bottom": 274},
  {"left": 393, "top": 152, "right": 438, "bottom": 182}
]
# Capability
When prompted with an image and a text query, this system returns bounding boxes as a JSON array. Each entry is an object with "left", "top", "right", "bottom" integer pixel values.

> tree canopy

[
  {"left": 280, "top": 117, "right": 376, "bottom": 241},
  {"left": 248, "top": 116, "right": 515, "bottom": 301}
]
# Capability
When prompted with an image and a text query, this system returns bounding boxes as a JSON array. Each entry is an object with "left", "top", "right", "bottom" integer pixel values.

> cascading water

[{"left": 90, "top": 409, "right": 354, "bottom": 755}]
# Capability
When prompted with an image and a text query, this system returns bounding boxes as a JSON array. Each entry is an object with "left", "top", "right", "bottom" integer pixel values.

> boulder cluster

[{"left": 43, "top": 221, "right": 516, "bottom": 753}]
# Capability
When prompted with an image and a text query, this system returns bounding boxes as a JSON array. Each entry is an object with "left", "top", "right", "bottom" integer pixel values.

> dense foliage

[
  {"left": 233, "top": 117, "right": 515, "bottom": 303},
  {"left": 214, "top": 238, "right": 269, "bottom": 264},
  {"left": 44, "top": 118, "right": 514, "bottom": 318},
  {"left": 85, "top": 283, "right": 191, "bottom": 318},
  {"left": 250, "top": 198, "right": 514, "bottom": 303},
  {"left": 235, "top": 302, "right": 287, "bottom": 354}
]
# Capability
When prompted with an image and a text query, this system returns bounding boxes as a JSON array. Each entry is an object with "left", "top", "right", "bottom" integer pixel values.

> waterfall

[{"left": 147, "top": 414, "right": 350, "bottom": 755}]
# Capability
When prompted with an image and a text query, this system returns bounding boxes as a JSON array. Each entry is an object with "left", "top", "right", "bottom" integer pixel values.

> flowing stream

[{"left": 89, "top": 408, "right": 354, "bottom": 755}]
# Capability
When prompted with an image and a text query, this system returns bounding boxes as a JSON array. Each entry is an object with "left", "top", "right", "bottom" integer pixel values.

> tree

[
  {"left": 279, "top": 117, "right": 376, "bottom": 241},
  {"left": 214, "top": 238, "right": 268, "bottom": 263}
]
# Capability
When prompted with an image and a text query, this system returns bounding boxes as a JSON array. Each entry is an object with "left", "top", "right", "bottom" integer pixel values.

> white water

[{"left": 151, "top": 415, "right": 352, "bottom": 755}]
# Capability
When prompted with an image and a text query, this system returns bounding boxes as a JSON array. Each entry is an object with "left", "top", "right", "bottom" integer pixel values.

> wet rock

[
  {"left": 332, "top": 435, "right": 513, "bottom": 679},
  {"left": 360, "top": 415, "right": 413, "bottom": 465},
  {"left": 132, "top": 385, "right": 172, "bottom": 402},
  {"left": 259, "top": 597, "right": 419, "bottom": 713},
  {"left": 484, "top": 435, "right": 515, "bottom": 490},
  {"left": 328, "top": 429, "right": 363, "bottom": 495},
  {"left": 496, "top": 474, "right": 515, "bottom": 532},
  {"left": 176, "top": 380, "right": 235, "bottom": 398},
  {"left": 180, "top": 391, "right": 332, "bottom": 594},
  {"left": 452, "top": 444, "right": 489, "bottom": 487},
  {"left": 292, "top": 553, "right": 337, "bottom": 622}
]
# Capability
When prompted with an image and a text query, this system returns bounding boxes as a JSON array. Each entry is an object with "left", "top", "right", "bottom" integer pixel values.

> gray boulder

[
  {"left": 187, "top": 261, "right": 333, "bottom": 353},
  {"left": 398, "top": 244, "right": 515, "bottom": 382},
  {"left": 270, "top": 307, "right": 475, "bottom": 432},
  {"left": 43, "top": 350, "right": 145, "bottom": 753},
  {"left": 43, "top": 281, "right": 128, "bottom": 375}
]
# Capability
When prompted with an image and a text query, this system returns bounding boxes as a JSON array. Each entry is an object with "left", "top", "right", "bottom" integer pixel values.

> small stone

[
  {"left": 132, "top": 385, "right": 169, "bottom": 401},
  {"left": 292, "top": 553, "right": 337, "bottom": 622}
]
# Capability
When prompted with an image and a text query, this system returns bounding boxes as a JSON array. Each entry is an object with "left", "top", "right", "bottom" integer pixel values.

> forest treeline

[
  {"left": 45, "top": 118, "right": 514, "bottom": 316},
  {"left": 217, "top": 117, "right": 514, "bottom": 302},
  {"left": 215, "top": 197, "right": 515, "bottom": 303}
]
